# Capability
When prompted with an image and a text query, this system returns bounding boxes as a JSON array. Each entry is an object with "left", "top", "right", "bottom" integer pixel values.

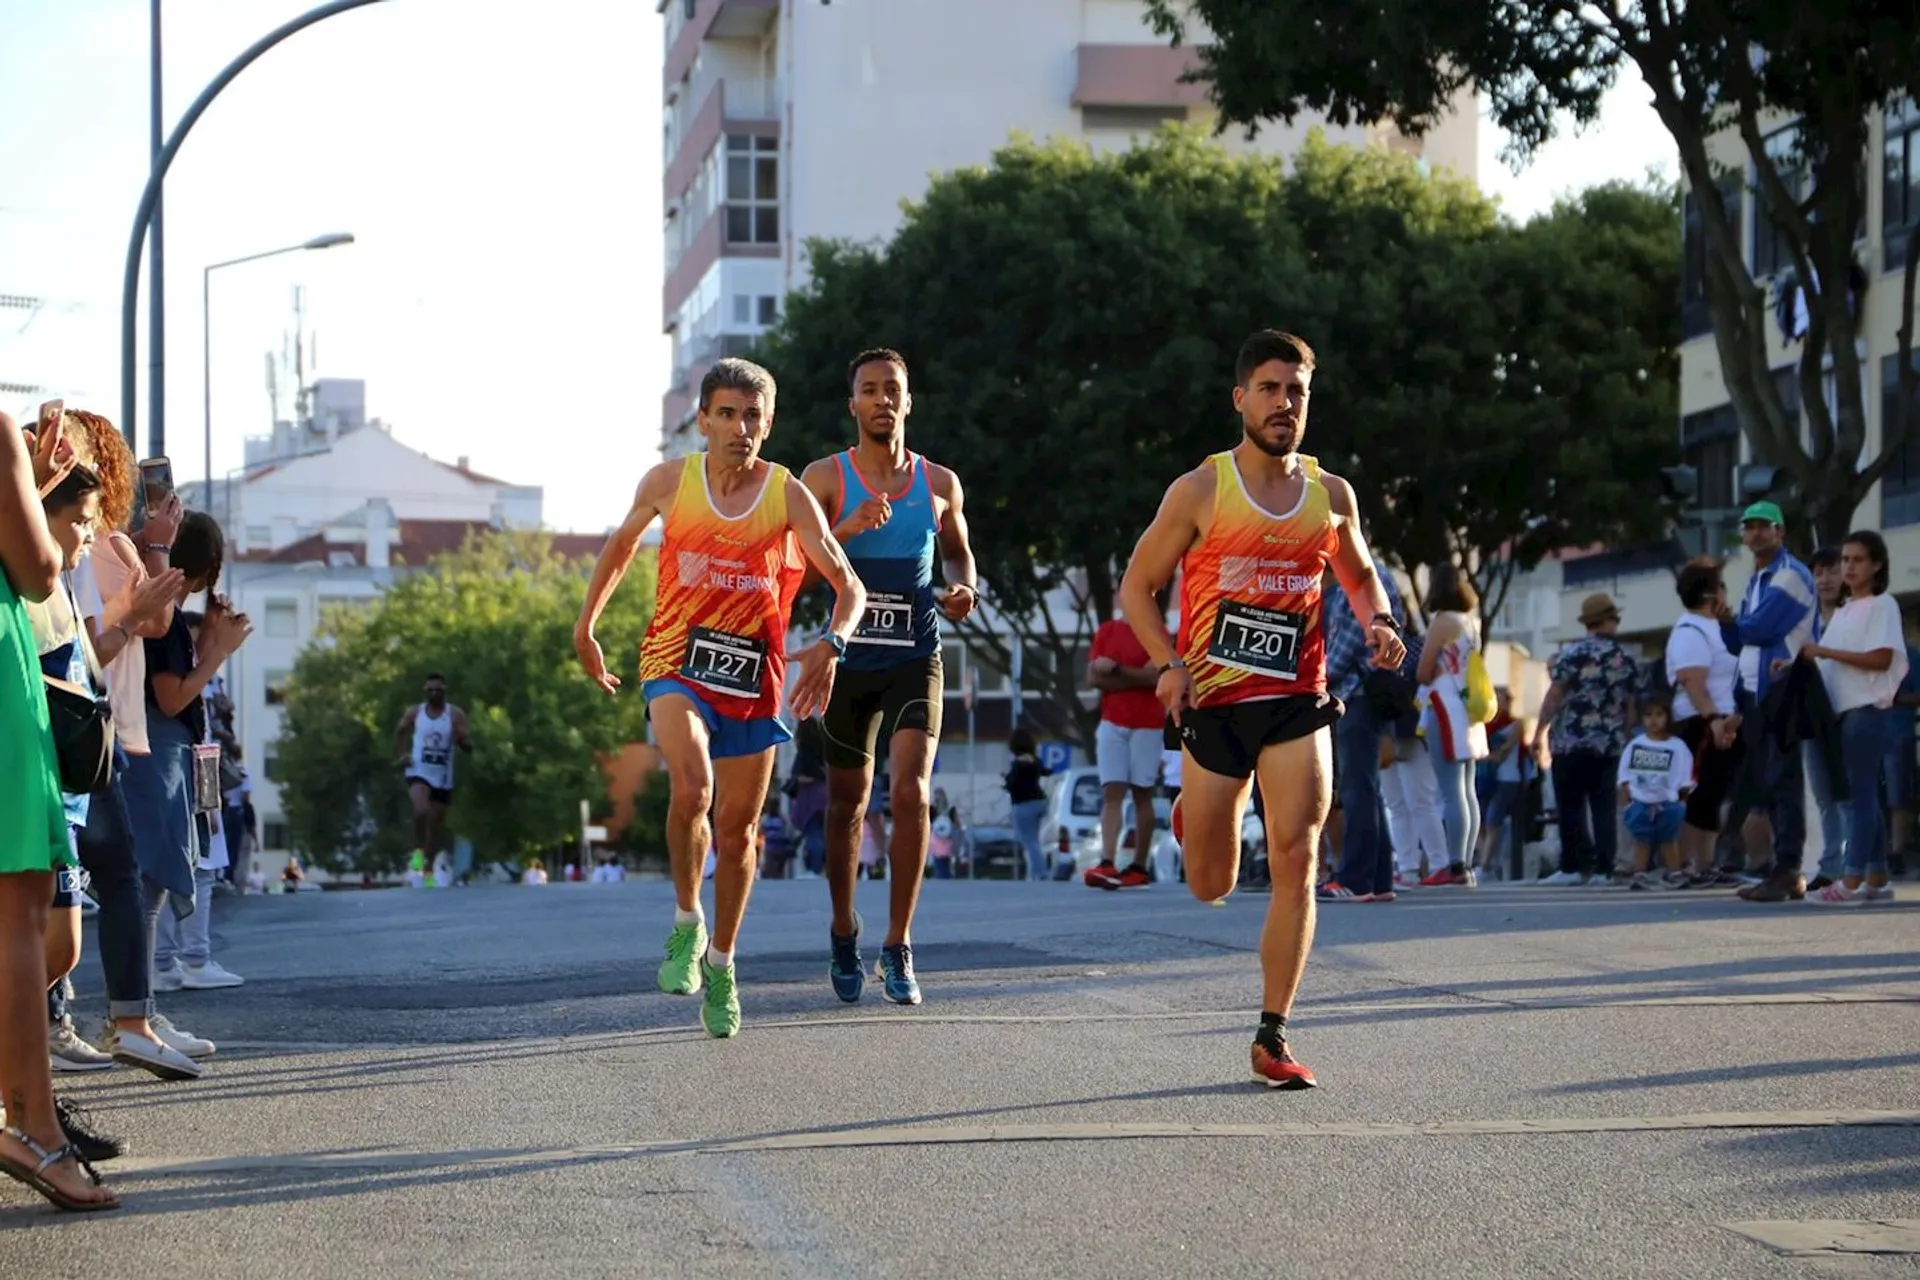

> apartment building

[
  {"left": 1541, "top": 97, "right": 1920, "bottom": 651},
  {"left": 657, "top": 0, "right": 1482, "bottom": 458}
]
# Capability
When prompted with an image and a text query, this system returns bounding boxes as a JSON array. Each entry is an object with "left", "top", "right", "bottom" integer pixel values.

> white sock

[
  {"left": 706, "top": 946, "right": 732, "bottom": 969},
  {"left": 675, "top": 906, "right": 703, "bottom": 926}
]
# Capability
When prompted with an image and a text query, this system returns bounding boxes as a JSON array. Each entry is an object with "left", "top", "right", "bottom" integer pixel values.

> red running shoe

[
  {"left": 1083, "top": 861, "right": 1122, "bottom": 890},
  {"left": 1251, "top": 1036, "right": 1318, "bottom": 1089},
  {"left": 1116, "top": 864, "right": 1153, "bottom": 890},
  {"left": 1419, "top": 868, "right": 1464, "bottom": 887}
]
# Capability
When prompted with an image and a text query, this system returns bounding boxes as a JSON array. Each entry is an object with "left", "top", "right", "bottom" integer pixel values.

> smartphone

[
  {"left": 36, "top": 398, "right": 63, "bottom": 438},
  {"left": 138, "top": 456, "right": 174, "bottom": 511}
]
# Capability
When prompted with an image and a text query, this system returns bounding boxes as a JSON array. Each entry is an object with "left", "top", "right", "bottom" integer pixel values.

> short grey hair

[{"left": 698, "top": 357, "right": 777, "bottom": 412}]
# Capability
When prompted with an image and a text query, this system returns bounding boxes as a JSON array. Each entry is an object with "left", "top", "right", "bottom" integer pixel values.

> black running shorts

[
  {"left": 820, "top": 652, "right": 945, "bottom": 771},
  {"left": 406, "top": 776, "right": 454, "bottom": 807},
  {"left": 1164, "top": 693, "right": 1344, "bottom": 781}
]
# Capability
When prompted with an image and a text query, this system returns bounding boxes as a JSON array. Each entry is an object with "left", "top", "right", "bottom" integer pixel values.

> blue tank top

[{"left": 833, "top": 450, "right": 940, "bottom": 671}]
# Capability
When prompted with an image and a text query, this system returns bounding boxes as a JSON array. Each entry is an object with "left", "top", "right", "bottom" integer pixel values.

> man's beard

[{"left": 1243, "top": 420, "right": 1297, "bottom": 458}]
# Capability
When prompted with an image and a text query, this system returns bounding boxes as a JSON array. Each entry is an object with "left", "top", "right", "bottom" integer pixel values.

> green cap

[{"left": 1740, "top": 500, "right": 1785, "bottom": 526}]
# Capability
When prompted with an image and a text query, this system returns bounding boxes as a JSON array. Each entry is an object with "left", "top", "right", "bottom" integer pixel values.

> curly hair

[{"left": 62, "top": 410, "right": 136, "bottom": 533}]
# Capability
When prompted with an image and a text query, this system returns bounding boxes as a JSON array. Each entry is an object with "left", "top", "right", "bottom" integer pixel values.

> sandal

[{"left": 0, "top": 1124, "right": 120, "bottom": 1212}]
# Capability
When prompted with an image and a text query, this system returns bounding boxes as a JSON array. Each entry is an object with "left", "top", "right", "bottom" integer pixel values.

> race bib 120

[{"left": 1206, "top": 601, "right": 1304, "bottom": 680}]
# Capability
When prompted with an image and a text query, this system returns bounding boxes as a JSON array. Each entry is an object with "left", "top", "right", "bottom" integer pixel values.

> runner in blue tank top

[{"left": 799, "top": 348, "right": 979, "bottom": 1006}]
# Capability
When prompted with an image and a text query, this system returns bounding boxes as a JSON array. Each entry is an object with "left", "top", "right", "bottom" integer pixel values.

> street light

[{"left": 203, "top": 233, "right": 355, "bottom": 501}]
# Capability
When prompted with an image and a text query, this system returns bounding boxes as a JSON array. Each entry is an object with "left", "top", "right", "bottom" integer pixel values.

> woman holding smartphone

[{"left": 0, "top": 409, "right": 119, "bottom": 1211}]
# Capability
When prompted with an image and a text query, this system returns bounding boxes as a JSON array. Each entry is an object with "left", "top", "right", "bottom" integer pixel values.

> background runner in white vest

[{"left": 395, "top": 673, "right": 471, "bottom": 868}]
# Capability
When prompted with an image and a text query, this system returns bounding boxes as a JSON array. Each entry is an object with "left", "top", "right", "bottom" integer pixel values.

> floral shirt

[{"left": 1548, "top": 634, "right": 1641, "bottom": 758}]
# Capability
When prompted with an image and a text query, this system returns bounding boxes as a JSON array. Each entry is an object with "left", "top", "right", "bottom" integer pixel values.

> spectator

[
  {"left": 1320, "top": 556, "right": 1408, "bottom": 902},
  {"left": 787, "top": 718, "right": 828, "bottom": 878},
  {"left": 1085, "top": 603, "right": 1164, "bottom": 890},
  {"left": 1667, "top": 559, "right": 1743, "bottom": 886},
  {"left": 1803, "top": 546, "right": 1848, "bottom": 888},
  {"left": 929, "top": 811, "right": 957, "bottom": 879},
  {"left": 1004, "top": 727, "right": 1051, "bottom": 883},
  {"left": 1416, "top": 566, "right": 1489, "bottom": 886},
  {"left": 1476, "top": 689, "right": 1535, "bottom": 875},
  {"left": 1535, "top": 592, "right": 1641, "bottom": 885},
  {"left": 1730, "top": 502, "right": 1817, "bottom": 902},
  {"left": 1618, "top": 691, "right": 1695, "bottom": 889},
  {"left": 1801, "top": 531, "right": 1906, "bottom": 903}
]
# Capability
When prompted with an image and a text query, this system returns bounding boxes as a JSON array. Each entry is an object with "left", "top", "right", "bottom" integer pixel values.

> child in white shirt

[{"left": 1617, "top": 692, "right": 1695, "bottom": 890}]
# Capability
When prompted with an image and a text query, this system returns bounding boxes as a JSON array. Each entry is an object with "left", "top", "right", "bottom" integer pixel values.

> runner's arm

[
  {"left": 787, "top": 476, "right": 867, "bottom": 643},
  {"left": 793, "top": 458, "right": 843, "bottom": 596},
  {"left": 576, "top": 463, "right": 674, "bottom": 644},
  {"left": 394, "top": 705, "right": 417, "bottom": 762},
  {"left": 932, "top": 466, "right": 978, "bottom": 606},
  {"left": 1118, "top": 471, "right": 1207, "bottom": 669},
  {"left": 453, "top": 706, "right": 472, "bottom": 751},
  {"left": 1322, "top": 473, "right": 1395, "bottom": 632}
]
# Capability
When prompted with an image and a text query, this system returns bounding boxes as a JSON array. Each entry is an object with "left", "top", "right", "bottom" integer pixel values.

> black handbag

[{"left": 43, "top": 674, "right": 113, "bottom": 795}]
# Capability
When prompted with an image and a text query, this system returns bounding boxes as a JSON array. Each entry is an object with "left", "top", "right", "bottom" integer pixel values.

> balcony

[
  {"left": 1071, "top": 43, "right": 1209, "bottom": 110},
  {"left": 664, "top": 0, "right": 777, "bottom": 90},
  {"left": 664, "top": 77, "right": 780, "bottom": 207}
]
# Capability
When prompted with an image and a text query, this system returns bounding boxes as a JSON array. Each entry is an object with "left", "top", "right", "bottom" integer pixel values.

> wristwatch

[
  {"left": 1370, "top": 612, "right": 1402, "bottom": 633},
  {"left": 820, "top": 633, "right": 848, "bottom": 659},
  {"left": 1156, "top": 657, "right": 1187, "bottom": 676}
]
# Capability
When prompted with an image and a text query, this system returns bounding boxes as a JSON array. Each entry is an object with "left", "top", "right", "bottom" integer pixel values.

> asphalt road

[{"left": 6, "top": 875, "right": 1918, "bottom": 1278}]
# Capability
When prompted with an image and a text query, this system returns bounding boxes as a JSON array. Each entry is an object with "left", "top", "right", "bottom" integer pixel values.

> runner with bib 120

[{"left": 1117, "top": 329, "right": 1405, "bottom": 1090}]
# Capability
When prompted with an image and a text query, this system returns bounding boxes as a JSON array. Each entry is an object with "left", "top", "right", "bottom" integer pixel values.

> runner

[
  {"left": 395, "top": 673, "right": 469, "bottom": 869},
  {"left": 574, "top": 357, "right": 866, "bottom": 1038},
  {"left": 1117, "top": 330, "right": 1405, "bottom": 1089},
  {"left": 799, "top": 348, "right": 977, "bottom": 1005}
]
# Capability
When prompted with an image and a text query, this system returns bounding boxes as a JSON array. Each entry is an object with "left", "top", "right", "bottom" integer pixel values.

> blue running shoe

[
  {"left": 877, "top": 943, "right": 922, "bottom": 1006},
  {"left": 829, "top": 915, "right": 864, "bottom": 1003}
]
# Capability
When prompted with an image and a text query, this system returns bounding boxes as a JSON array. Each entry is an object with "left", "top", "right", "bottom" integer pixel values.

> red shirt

[{"left": 1091, "top": 619, "right": 1164, "bottom": 730}]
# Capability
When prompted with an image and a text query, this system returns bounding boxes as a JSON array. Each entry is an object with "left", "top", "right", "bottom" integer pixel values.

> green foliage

[
  {"left": 276, "top": 530, "right": 655, "bottom": 873},
  {"left": 757, "top": 128, "right": 1678, "bottom": 665},
  {"left": 622, "top": 768, "right": 673, "bottom": 871},
  {"left": 1145, "top": 0, "right": 1920, "bottom": 548}
]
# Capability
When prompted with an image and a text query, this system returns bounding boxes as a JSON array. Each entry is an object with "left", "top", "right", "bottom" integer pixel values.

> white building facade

[{"left": 657, "top": 0, "right": 1482, "bottom": 456}]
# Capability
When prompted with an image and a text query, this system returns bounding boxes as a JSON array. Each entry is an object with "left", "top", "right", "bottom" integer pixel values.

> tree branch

[{"left": 1869, "top": 224, "right": 1920, "bottom": 485}]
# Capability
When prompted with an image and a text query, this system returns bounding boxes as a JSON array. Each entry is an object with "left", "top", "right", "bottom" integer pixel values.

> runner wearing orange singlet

[
  {"left": 1118, "top": 330, "right": 1405, "bottom": 1088},
  {"left": 575, "top": 358, "right": 866, "bottom": 1039}
]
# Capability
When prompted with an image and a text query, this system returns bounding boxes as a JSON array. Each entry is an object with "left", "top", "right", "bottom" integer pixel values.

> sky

[{"left": 0, "top": 1, "right": 1673, "bottom": 536}]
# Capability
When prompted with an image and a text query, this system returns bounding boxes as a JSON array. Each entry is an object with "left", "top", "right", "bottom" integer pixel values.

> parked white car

[{"left": 1043, "top": 765, "right": 1265, "bottom": 883}]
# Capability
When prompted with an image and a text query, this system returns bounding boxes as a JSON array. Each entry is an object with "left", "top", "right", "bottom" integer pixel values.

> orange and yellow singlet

[
  {"left": 639, "top": 457, "right": 807, "bottom": 721},
  {"left": 1176, "top": 452, "right": 1340, "bottom": 708}
]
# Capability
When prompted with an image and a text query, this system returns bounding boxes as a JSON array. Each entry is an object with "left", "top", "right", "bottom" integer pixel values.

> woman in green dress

[{"left": 0, "top": 410, "right": 118, "bottom": 1211}]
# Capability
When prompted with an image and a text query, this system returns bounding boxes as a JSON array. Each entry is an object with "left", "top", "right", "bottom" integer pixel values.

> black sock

[{"left": 1256, "top": 1011, "right": 1287, "bottom": 1043}]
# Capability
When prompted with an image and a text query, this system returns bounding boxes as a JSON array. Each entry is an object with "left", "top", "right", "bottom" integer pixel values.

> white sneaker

[
  {"left": 150, "top": 1013, "right": 216, "bottom": 1059},
  {"left": 49, "top": 1017, "right": 116, "bottom": 1072},
  {"left": 152, "top": 965, "right": 185, "bottom": 993},
  {"left": 180, "top": 961, "right": 244, "bottom": 989},
  {"left": 100, "top": 1026, "right": 203, "bottom": 1081},
  {"left": 1538, "top": 870, "right": 1587, "bottom": 886}
]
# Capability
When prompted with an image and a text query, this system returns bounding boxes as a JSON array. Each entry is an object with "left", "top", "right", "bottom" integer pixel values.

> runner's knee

[
  {"left": 889, "top": 774, "right": 929, "bottom": 822},
  {"left": 1187, "top": 862, "right": 1235, "bottom": 902},
  {"left": 667, "top": 769, "right": 713, "bottom": 820}
]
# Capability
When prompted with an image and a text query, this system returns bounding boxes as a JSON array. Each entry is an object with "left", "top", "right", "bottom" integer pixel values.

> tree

[
  {"left": 275, "top": 531, "right": 655, "bottom": 873},
  {"left": 1145, "top": 0, "right": 1920, "bottom": 550},
  {"left": 759, "top": 129, "right": 1303, "bottom": 745}
]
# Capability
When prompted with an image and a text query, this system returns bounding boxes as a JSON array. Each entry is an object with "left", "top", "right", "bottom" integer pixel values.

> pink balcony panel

[{"left": 1071, "top": 43, "right": 1209, "bottom": 109}]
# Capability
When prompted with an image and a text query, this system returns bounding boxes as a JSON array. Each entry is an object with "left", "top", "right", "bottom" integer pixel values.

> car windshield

[{"left": 1069, "top": 774, "right": 1103, "bottom": 817}]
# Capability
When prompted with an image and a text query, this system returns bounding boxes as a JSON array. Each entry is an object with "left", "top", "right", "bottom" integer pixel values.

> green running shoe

[
  {"left": 700, "top": 957, "right": 741, "bottom": 1038},
  {"left": 658, "top": 919, "right": 707, "bottom": 995}
]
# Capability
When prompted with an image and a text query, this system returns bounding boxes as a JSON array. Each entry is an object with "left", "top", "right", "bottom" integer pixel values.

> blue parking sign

[{"left": 1038, "top": 742, "right": 1072, "bottom": 774}]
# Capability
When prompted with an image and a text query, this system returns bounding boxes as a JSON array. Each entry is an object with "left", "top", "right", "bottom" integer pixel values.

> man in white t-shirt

[{"left": 1617, "top": 692, "right": 1695, "bottom": 890}]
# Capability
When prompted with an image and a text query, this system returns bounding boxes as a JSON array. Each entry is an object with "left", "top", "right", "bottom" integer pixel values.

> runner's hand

[
  {"left": 789, "top": 639, "right": 839, "bottom": 720},
  {"left": 1366, "top": 622, "right": 1406, "bottom": 670},
  {"left": 1155, "top": 665, "right": 1194, "bottom": 726},
  {"left": 834, "top": 496, "right": 890, "bottom": 540},
  {"left": 938, "top": 583, "right": 977, "bottom": 623},
  {"left": 575, "top": 629, "right": 620, "bottom": 695}
]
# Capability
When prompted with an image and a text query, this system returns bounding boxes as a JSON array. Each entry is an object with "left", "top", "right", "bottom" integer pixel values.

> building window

[
  {"left": 263, "top": 748, "right": 283, "bottom": 783},
  {"left": 1081, "top": 105, "right": 1186, "bottom": 132},
  {"left": 731, "top": 293, "right": 753, "bottom": 325},
  {"left": 1680, "top": 405, "right": 1740, "bottom": 512},
  {"left": 1681, "top": 175, "right": 1742, "bottom": 340},
  {"left": 262, "top": 821, "right": 288, "bottom": 851},
  {"left": 724, "top": 134, "right": 779, "bottom": 246},
  {"left": 263, "top": 600, "right": 299, "bottom": 638},
  {"left": 264, "top": 670, "right": 292, "bottom": 706},
  {"left": 758, "top": 295, "right": 779, "bottom": 325},
  {"left": 1882, "top": 353, "right": 1920, "bottom": 527},
  {"left": 1886, "top": 98, "right": 1920, "bottom": 272},
  {"left": 245, "top": 524, "right": 271, "bottom": 547},
  {"left": 1751, "top": 125, "right": 1805, "bottom": 280}
]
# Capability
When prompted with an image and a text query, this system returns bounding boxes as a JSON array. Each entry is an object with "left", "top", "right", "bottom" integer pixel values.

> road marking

[
  {"left": 110, "top": 1110, "right": 1920, "bottom": 1178},
  {"left": 1724, "top": 1220, "right": 1920, "bottom": 1256}
]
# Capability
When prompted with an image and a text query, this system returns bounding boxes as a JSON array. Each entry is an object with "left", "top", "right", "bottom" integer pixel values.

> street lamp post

[
  {"left": 203, "top": 233, "right": 355, "bottom": 502},
  {"left": 119, "top": 0, "right": 389, "bottom": 457}
]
